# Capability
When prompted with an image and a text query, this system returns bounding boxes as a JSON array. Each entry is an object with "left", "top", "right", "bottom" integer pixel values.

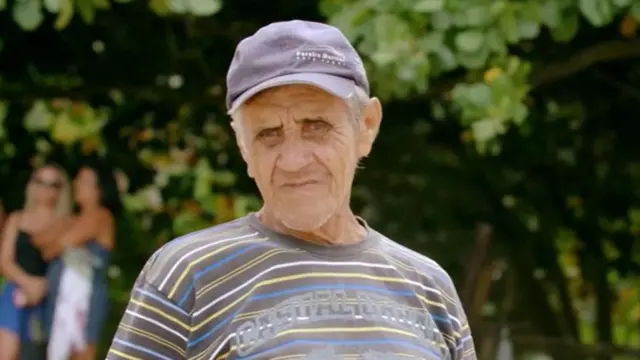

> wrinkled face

[
  {"left": 28, "top": 166, "right": 63, "bottom": 205},
  {"left": 236, "top": 84, "right": 381, "bottom": 231},
  {"left": 73, "top": 167, "right": 100, "bottom": 205}
]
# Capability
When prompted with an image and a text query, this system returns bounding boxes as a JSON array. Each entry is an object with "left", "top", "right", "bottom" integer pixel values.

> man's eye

[
  {"left": 257, "top": 128, "right": 281, "bottom": 139},
  {"left": 303, "top": 119, "right": 331, "bottom": 133}
]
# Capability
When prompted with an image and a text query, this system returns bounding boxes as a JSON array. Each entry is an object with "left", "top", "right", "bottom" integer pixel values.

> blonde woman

[{"left": 0, "top": 164, "right": 72, "bottom": 360}]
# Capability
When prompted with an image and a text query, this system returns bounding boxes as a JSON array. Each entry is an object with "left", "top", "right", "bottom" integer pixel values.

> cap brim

[{"left": 227, "top": 72, "right": 356, "bottom": 114}]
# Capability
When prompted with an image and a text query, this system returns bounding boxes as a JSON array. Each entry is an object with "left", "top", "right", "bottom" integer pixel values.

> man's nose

[{"left": 276, "top": 136, "right": 312, "bottom": 173}]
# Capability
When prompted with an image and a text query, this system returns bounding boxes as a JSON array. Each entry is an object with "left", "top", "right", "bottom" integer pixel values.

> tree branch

[
  {"left": 461, "top": 222, "right": 493, "bottom": 320},
  {"left": 530, "top": 40, "right": 640, "bottom": 88},
  {"left": 419, "top": 40, "right": 640, "bottom": 100}
]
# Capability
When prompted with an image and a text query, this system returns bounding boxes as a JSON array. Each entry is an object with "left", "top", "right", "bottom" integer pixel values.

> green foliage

[
  {"left": 2, "top": 0, "right": 638, "bottom": 154},
  {"left": 321, "top": 0, "right": 640, "bottom": 152},
  {"left": 5, "top": 0, "right": 223, "bottom": 30}
]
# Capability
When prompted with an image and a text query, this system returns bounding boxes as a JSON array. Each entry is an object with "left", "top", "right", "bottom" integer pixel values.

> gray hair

[{"left": 230, "top": 86, "right": 370, "bottom": 148}]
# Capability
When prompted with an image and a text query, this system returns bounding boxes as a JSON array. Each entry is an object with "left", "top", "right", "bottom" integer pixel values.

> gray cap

[{"left": 225, "top": 20, "right": 369, "bottom": 114}]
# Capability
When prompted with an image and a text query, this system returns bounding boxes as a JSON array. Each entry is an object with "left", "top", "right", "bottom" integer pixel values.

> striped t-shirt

[{"left": 107, "top": 214, "right": 476, "bottom": 360}]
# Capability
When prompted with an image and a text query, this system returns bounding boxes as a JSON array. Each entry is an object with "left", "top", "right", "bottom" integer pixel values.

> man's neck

[{"left": 257, "top": 207, "right": 367, "bottom": 246}]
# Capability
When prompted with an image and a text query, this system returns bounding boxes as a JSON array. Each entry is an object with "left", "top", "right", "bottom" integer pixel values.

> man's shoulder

[
  {"left": 374, "top": 231, "right": 473, "bottom": 355},
  {"left": 374, "top": 230, "right": 459, "bottom": 294},
  {"left": 155, "top": 215, "right": 258, "bottom": 259},
  {"left": 139, "top": 215, "right": 264, "bottom": 297}
]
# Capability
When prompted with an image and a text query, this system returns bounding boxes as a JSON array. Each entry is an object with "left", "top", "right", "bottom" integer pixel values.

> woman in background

[
  {"left": 0, "top": 164, "right": 72, "bottom": 360},
  {"left": 36, "top": 161, "right": 122, "bottom": 360}
]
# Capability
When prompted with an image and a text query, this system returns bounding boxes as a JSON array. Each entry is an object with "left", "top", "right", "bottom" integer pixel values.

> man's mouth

[{"left": 282, "top": 180, "right": 319, "bottom": 188}]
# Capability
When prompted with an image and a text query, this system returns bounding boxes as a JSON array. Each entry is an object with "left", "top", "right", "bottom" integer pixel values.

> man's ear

[
  {"left": 357, "top": 97, "right": 382, "bottom": 159},
  {"left": 239, "top": 143, "right": 255, "bottom": 179},
  {"left": 231, "top": 120, "right": 255, "bottom": 179}
]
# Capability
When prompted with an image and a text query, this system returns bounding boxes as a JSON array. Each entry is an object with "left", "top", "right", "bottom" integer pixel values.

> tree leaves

[
  {"left": 540, "top": 0, "right": 562, "bottom": 28},
  {"left": 76, "top": 0, "right": 96, "bottom": 24},
  {"left": 44, "top": 0, "right": 60, "bottom": 12},
  {"left": 413, "top": 0, "right": 444, "bottom": 13},
  {"left": 632, "top": 1, "right": 640, "bottom": 21},
  {"left": 12, "top": 0, "right": 43, "bottom": 31},
  {"left": 518, "top": 20, "right": 541, "bottom": 39},
  {"left": 24, "top": 101, "right": 53, "bottom": 131},
  {"left": 579, "top": 0, "right": 614, "bottom": 27},
  {"left": 551, "top": 12, "right": 580, "bottom": 42},
  {"left": 455, "top": 31, "right": 485, "bottom": 53},
  {"left": 6, "top": 0, "right": 223, "bottom": 30},
  {"left": 319, "top": 0, "right": 640, "bottom": 152},
  {"left": 613, "top": 0, "right": 632, "bottom": 7},
  {"left": 168, "top": 0, "right": 222, "bottom": 15},
  {"left": 53, "top": 0, "right": 73, "bottom": 30},
  {"left": 150, "top": 0, "right": 171, "bottom": 15},
  {"left": 2, "top": 0, "right": 636, "bottom": 153}
]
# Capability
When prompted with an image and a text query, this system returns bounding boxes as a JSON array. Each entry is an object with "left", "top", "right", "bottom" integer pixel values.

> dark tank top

[{"left": 15, "top": 230, "right": 48, "bottom": 276}]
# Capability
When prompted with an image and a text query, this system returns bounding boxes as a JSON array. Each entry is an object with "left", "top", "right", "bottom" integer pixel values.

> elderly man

[{"left": 108, "top": 20, "right": 476, "bottom": 360}]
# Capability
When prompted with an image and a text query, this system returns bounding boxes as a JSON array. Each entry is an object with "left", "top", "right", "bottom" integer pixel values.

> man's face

[{"left": 237, "top": 84, "right": 380, "bottom": 231}]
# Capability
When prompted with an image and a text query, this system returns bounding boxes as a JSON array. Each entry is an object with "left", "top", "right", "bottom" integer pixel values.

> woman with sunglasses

[
  {"left": 36, "top": 161, "right": 122, "bottom": 360},
  {"left": 0, "top": 164, "right": 73, "bottom": 360}
]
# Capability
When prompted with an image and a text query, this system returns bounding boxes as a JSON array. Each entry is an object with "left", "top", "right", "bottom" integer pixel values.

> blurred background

[{"left": 1, "top": 0, "right": 640, "bottom": 359}]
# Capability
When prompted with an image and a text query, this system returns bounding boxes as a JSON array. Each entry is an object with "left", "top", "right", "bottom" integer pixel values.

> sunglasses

[{"left": 31, "top": 177, "right": 62, "bottom": 190}]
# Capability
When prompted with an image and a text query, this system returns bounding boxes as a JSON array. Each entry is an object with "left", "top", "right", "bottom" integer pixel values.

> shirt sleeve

[
  {"left": 454, "top": 307, "right": 476, "bottom": 360},
  {"left": 107, "top": 258, "right": 192, "bottom": 359},
  {"left": 449, "top": 285, "right": 476, "bottom": 360}
]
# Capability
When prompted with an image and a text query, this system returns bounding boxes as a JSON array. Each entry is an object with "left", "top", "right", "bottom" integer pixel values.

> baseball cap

[{"left": 225, "top": 20, "right": 370, "bottom": 114}]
